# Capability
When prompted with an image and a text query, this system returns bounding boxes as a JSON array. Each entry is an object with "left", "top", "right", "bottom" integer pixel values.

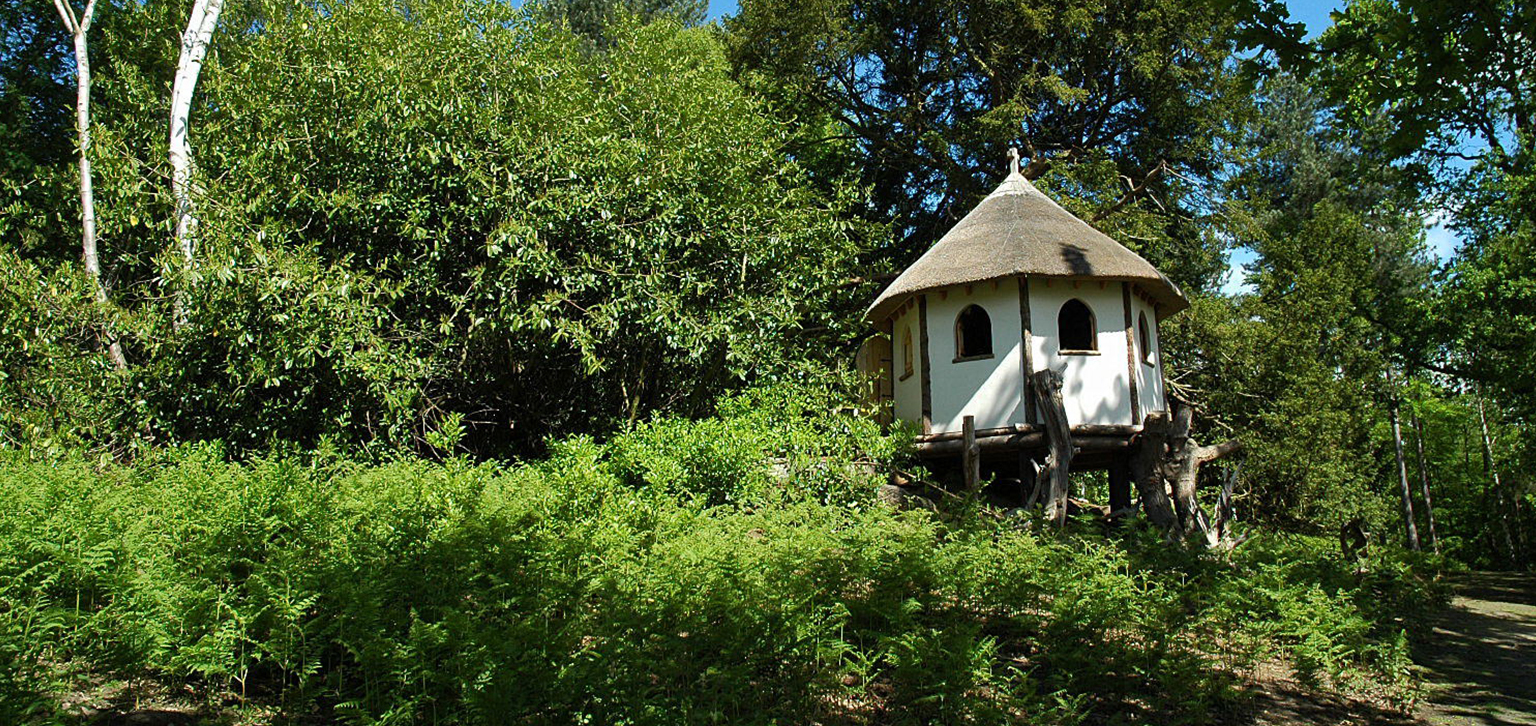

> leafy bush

[{"left": 0, "top": 386, "right": 1438, "bottom": 724}]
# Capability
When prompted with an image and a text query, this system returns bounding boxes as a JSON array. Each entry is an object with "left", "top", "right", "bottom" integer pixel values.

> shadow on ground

[{"left": 1415, "top": 572, "right": 1536, "bottom": 726}]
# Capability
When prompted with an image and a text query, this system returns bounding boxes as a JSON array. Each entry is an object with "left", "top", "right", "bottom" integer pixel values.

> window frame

[
  {"left": 1057, "top": 298, "right": 1099, "bottom": 355},
  {"left": 952, "top": 304, "right": 995, "bottom": 363},
  {"left": 1138, "top": 311, "right": 1154, "bottom": 365}
]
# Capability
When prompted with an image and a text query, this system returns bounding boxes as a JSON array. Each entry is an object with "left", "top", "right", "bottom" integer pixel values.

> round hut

[{"left": 861, "top": 150, "right": 1189, "bottom": 480}]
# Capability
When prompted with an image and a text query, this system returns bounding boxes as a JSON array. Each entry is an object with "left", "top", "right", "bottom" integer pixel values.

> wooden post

[
  {"left": 918, "top": 296, "right": 933, "bottom": 434},
  {"left": 962, "top": 415, "right": 980, "bottom": 494},
  {"left": 1121, "top": 283, "right": 1140, "bottom": 425},
  {"left": 1019, "top": 449, "right": 1041, "bottom": 508},
  {"left": 1029, "top": 369, "right": 1073, "bottom": 528},
  {"left": 1108, "top": 458, "right": 1132, "bottom": 516},
  {"left": 1018, "top": 276, "right": 1035, "bottom": 424}
]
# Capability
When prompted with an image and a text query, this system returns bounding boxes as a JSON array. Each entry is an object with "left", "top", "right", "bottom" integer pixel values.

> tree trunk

[
  {"left": 1476, "top": 392, "right": 1519, "bottom": 562},
  {"left": 1029, "top": 369, "right": 1072, "bottom": 528},
  {"left": 52, "top": 0, "right": 124, "bottom": 369},
  {"left": 1157, "top": 399, "right": 1244, "bottom": 538},
  {"left": 1387, "top": 369, "right": 1419, "bottom": 550},
  {"left": 1130, "top": 411, "right": 1177, "bottom": 528},
  {"left": 1411, "top": 413, "right": 1440, "bottom": 553},
  {"left": 169, "top": 0, "right": 223, "bottom": 328}
]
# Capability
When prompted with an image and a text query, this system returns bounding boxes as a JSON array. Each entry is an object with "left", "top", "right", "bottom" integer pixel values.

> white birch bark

[
  {"left": 53, "top": 0, "right": 126, "bottom": 369},
  {"left": 169, "top": 0, "right": 223, "bottom": 328}
]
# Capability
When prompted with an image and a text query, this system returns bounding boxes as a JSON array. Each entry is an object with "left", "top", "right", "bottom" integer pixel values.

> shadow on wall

[
  {"left": 953, "top": 342, "right": 1025, "bottom": 429},
  {"left": 1060, "top": 363, "right": 1131, "bottom": 426}
]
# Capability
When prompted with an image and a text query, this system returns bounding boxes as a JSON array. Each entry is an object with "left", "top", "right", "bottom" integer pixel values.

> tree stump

[
  {"left": 1130, "top": 412, "right": 1177, "bottom": 529},
  {"left": 1133, "top": 400, "right": 1244, "bottom": 543}
]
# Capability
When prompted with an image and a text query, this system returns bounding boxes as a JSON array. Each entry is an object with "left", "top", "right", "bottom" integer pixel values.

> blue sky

[{"left": 702, "top": 0, "right": 1459, "bottom": 294}]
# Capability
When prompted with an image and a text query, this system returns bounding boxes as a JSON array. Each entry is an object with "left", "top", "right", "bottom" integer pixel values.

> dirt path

[
  {"left": 1227, "top": 571, "right": 1536, "bottom": 726},
  {"left": 1414, "top": 572, "right": 1536, "bottom": 726}
]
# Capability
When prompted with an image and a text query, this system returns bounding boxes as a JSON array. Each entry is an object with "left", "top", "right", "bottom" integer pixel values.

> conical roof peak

[{"left": 865, "top": 151, "right": 1188, "bottom": 322}]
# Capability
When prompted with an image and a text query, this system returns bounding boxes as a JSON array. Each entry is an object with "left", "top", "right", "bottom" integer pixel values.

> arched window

[
  {"left": 1138, "top": 312, "right": 1153, "bottom": 364},
  {"left": 901, "top": 327, "right": 914, "bottom": 379},
  {"left": 1058, "top": 299, "right": 1096, "bottom": 352},
  {"left": 954, "top": 305, "right": 993, "bottom": 360}
]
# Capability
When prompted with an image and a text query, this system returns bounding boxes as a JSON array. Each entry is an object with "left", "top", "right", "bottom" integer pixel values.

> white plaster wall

[
  {"left": 891, "top": 304, "right": 924, "bottom": 427},
  {"left": 1029, "top": 280, "right": 1133, "bottom": 426},
  {"left": 927, "top": 279, "right": 1027, "bottom": 432},
  {"left": 1132, "top": 294, "right": 1166, "bottom": 415}
]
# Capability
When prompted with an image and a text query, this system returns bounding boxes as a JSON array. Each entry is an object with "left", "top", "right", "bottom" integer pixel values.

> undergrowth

[{"left": 0, "top": 385, "right": 1444, "bottom": 724}]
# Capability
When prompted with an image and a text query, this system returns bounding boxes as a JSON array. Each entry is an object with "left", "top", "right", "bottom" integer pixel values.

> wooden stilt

[
  {"left": 1029, "top": 369, "right": 1073, "bottom": 528},
  {"left": 1108, "top": 458, "right": 1132, "bottom": 516},
  {"left": 962, "top": 415, "right": 980, "bottom": 494}
]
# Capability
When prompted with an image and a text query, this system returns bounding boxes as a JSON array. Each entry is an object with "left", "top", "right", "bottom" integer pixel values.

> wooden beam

[
  {"left": 915, "top": 423, "right": 1137, "bottom": 443},
  {"left": 918, "top": 295, "right": 933, "bottom": 434},
  {"left": 1154, "top": 313, "right": 1167, "bottom": 411},
  {"left": 1122, "top": 282, "right": 1141, "bottom": 425},
  {"left": 914, "top": 433, "right": 1131, "bottom": 457},
  {"left": 1108, "top": 458, "right": 1132, "bottom": 516},
  {"left": 1018, "top": 276, "right": 1035, "bottom": 425},
  {"left": 962, "top": 415, "right": 980, "bottom": 493}
]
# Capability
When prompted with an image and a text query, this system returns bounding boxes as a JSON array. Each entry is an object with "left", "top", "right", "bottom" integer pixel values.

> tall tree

[
  {"left": 1387, "top": 367, "right": 1419, "bottom": 549},
  {"left": 1166, "top": 75, "right": 1432, "bottom": 531},
  {"left": 1315, "top": 0, "right": 1533, "bottom": 180},
  {"left": 533, "top": 0, "right": 705, "bottom": 46},
  {"left": 112, "top": 1, "right": 869, "bottom": 454},
  {"left": 1410, "top": 411, "right": 1439, "bottom": 551},
  {"left": 49, "top": 0, "right": 125, "bottom": 369},
  {"left": 725, "top": 0, "right": 1251, "bottom": 290},
  {"left": 1300, "top": 0, "right": 1536, "bottom": 416}
]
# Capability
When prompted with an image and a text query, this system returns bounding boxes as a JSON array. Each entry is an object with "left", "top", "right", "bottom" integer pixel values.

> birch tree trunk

[
  {"left": 169, "top": 0, "right": 224, "bottom": 328},
  {"left": 1411, "top": 413, "right": 1439, "bottom": 553},
  {"left": 53, "top": 0, "right": 125, "bottom": 370},
  {"left": 1387, "top": 368, "right": 1419, "bottom": 550}
]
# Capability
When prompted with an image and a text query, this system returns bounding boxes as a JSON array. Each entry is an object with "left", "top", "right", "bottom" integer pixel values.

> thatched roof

[{"left": 866, "top": 164, "right": 1189, "bottom": 323}]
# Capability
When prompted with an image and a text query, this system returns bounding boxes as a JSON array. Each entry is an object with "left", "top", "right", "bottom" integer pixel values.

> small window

[
  {"left": 901, "top": 327, "right": 914, "bottom": 379},
  {"left": 1138, "top": 312, "right": 1153, "bottom": 364},
  {"left": 954, "top": 305, "right": 992, "bottom": 360},
  {"left": 1058, "top": 299, "right": 1096, "bottom": 352}
]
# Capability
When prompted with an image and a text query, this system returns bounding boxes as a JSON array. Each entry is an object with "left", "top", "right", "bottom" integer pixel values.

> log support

[
  {"left": 1029, "top": 369, "right": 1073, "bottom": 528},
  {"left": 1108, "top": 458, "right": 1132, "bottom": 517},
  {"left": 961, "top": 415, "right": 980, "bottom": 494}
]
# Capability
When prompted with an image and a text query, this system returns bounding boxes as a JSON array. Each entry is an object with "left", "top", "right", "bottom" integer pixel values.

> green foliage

[
  {"left": 0, "top": 248, "right": 125, "bottom": 454},
  {"left": 0, "top": 386, "right": 1437, "bottom": 724},
  {"left": 725, "top": 0, "right": 1250, "bottom": 291},
  {"left": 1161, "top": 74, "right": 1435, "bottom": 534},
  {"left": 1, "top": 1, "right": 874, "bottom": 456}
]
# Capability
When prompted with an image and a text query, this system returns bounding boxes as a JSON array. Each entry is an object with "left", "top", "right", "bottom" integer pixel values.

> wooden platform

[{"left": 912, "top": 423, "right": 1140, "bottom": 470}]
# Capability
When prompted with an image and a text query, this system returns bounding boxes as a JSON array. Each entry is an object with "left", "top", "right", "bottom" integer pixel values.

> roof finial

[{"left": 1007, "top": 147, "right": 1021, "bottom": 177}]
